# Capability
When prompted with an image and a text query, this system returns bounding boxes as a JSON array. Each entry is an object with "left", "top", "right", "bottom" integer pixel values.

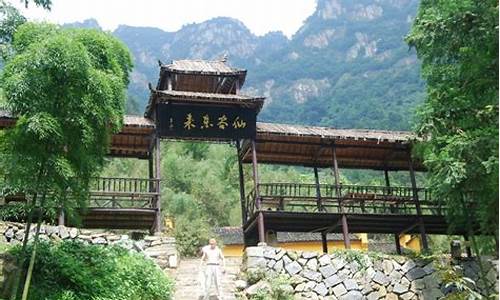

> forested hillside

[{"left": 74, "top": 0, "right": 424, "bottom": 130}]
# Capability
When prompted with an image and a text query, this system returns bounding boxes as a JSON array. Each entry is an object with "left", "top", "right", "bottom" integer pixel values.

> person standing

[{"left": 200, "top": 238, "right": 225, "bottom": 300}]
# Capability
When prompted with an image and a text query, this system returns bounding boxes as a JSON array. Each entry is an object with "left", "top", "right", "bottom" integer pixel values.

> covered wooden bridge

[
  {"left": 0, "top": 110, "right": 162, "bottom": 232},
  {"left": 236, "top": 122, "right": 460, "bottom": 253}
]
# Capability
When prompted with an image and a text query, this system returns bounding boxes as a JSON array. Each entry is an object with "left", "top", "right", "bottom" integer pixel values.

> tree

[
  {"left": 0, "top": 22, "right": 132, "bottom": 299},
  {"left": 406, "top": 0, "right": 498, "bottom": 253}
]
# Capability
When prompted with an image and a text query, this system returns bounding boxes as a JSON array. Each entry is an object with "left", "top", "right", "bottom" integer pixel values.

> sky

[{"left": 9, "top": 0, "right": 317, "bottom": 37}]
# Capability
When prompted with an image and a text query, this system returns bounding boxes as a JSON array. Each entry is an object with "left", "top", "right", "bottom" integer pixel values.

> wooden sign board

[{"left": 157, "top": 103, "right": 256, "bottom": 139}]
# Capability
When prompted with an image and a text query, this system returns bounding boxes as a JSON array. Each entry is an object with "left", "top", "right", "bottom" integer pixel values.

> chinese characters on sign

[{"left": 158, "top": 103, "right": 256, "bottom": 139}]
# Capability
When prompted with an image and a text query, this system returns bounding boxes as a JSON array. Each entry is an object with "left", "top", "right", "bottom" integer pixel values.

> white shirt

[{"left": 202, "top": 245, "right": 223, "bottom": 265}]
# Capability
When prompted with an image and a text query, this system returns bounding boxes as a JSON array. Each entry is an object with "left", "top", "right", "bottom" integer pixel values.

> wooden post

[
  {"left": 314, "top": 166, "right": 322, "bottom": 211},
  {"left": 154, "top": 136, "right": 162, "bottom": 233},
  {"left": 236, "top": 140, "right": 247, "bottom": 224},
  {"left": 332, "top": 143, "right": 350, "bottom": 249},
  {"left": 321, "top": 232, "right": 328, "bottom": 253},
  {"left": 408, "top": 155, "right": 428, "bottom": 251},
  {"left": 251, "top": 140, "right": 265, "bottom": 244},
  {"left": 384, "top": 168, "right": 401, "bottom": 253},
  {"left": 395, "top": 234, "right": 402, "bottom": 255}
]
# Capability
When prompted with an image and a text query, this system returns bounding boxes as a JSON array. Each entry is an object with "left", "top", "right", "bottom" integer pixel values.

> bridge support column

[
  {"left": 236, "top": 140, "right": 246, "bottom": 225},
  {"left": 341, "top": 215, "right": 351, "bottom": 249},
  {"left": 408, "top": 155, "right": 428, "bottom": 251},
  {"left": 395, "top": 234, "right": 402, "bottom": 254},
  {"left": 251, "top": 139, "right": 265, "bottom": 244},
  {"left": 153, "top": 136, "right": 162, "bottom": 234},
  {"left": 321, "top": 232, "right": 328, "bottom": 253}
]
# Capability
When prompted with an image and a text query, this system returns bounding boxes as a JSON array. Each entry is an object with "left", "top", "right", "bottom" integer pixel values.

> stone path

[{"left": 172, "top": 257, "right": 241, "bottom": 300}]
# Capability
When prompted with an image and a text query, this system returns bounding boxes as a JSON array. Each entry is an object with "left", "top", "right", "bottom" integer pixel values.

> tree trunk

[
  {"left": 20, "top": 192, "right": 46, "bottom": 300},
  {"left": 9, "top": 194, "right": 37, "bottom": 300}
]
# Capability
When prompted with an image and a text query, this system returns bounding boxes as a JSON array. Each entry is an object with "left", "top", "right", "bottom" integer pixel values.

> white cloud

[{"left": 8, "top": 0, "right": 317, "bottom": 38}]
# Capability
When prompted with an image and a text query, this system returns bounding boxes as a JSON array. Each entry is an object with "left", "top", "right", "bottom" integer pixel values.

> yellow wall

[
  {"left": 400, "top": 234, "right": 421, "bottom": 252},
  {"left": 221, "top": 234, "right": 369, "bottom": 257}
]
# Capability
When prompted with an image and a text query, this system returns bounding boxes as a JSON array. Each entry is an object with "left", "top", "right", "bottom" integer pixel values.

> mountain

[{"left": 73, "top": 0, "right": 425, "bottom": 130}]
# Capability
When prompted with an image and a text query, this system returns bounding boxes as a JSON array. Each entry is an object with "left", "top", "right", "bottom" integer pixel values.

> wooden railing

[
  {"left": 88, "top": 177, "right": 159, "bottom": 209},
  {"left": 244, "top": 182, "right": 443, "bottom": 221}
]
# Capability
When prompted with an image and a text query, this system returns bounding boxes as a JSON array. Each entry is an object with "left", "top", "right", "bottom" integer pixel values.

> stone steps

[{"left": 173, "top": 257, "right": 242, "bottom": 300}]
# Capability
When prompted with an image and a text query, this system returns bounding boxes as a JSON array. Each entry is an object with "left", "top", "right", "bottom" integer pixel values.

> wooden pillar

[
  {"left": 408, "top": 155, "right": 428, "bottom": 251},
  {"left": 251, "top": 140, "right": 265, "bottom": 244},
  {"left": 332, "top": 143, "right": 350, "bottom": 249},
  {"left": 395, "top": 234, "right": 402, "bottom": 255},
  {"left": 314, "top": 166, "right": 322, "bottom": 211},
  {"left": 321, "top": 232, "right": 328, "bottom": 254},
  {"left": 153, "top": 136, "right": 162, "bottom": 233},
  {"left": 236, "top": 140, "right": 247, "bottom": 225},
  {"left": 384, "top": 169, "right": 390, "bottom": 191}
]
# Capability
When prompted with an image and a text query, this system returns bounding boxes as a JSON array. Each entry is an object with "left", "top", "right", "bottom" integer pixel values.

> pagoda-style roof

[
  {"left": 156, "top": 59, "right": 247, "bottom": 94},
  {"left": 145, "top": 90, "right": 265, "bottom": 118},
  {"left": 241, "top": 122, "right": 424, "bottom": 171},
  {"left": 0, "top": 110, "right": 155, "bottom": 159}
]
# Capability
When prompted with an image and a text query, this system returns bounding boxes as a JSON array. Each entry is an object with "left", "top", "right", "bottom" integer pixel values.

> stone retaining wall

[
  {"left": 0, "top": 221, "right": 178, "bottom": 270},
  {"left": 242, "top": 246, "right": 498, "bottom": 300}
]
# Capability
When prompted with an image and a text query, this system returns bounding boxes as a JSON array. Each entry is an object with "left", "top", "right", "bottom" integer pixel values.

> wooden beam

[{"left": 341, "top": 214, "right": 351, "bottom": 249}]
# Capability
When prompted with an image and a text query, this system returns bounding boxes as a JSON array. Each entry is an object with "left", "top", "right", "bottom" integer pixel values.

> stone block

[
  {"left": 302, "top": 251, "right": 317, "bottom": 259},
  {"left": 285, "top": 261, "right": 302, "bottom": 275},
  {"left": 306, "top": 258, "right": 318, "bottom": 271},
  {"left": 319, "top": 254, "right": 331, "bottom": 266},
  {"left": 372, "top": 271, "right": 390, "bottom": 286},
  {"left": 340, "top": 290, "right": 363, "bottom": 300},
  {"left": 406, "top": 267, "right": 426, "bottom": 280},
  {"left": 392, "top": 282, "right": 409, "bottom": 294},
  {"left": 313, "top": 282, "right": 328, "bottom": 296},
  {"left": 344, "top": 279, "right": 359, "bottom": 291},
  {"left": 302, "top": 269, "right": 322, "bottom": 282},
  {"left": 319, "top": 264, "right": 336, "bottom": 278},
  {"left": 246, "top": 256, "right": 266, "bottom": 269},
  {"left": 332, "top": 284, "right": 347, "bottom": 297},
  {"left": 401, "top": 260, "right": 416, "bottom": 274},
  {"left": 324, "top": 274, "right": 341, "bottom": 288},
  {"left": 246, "top": 246, "right": 264, "bottom": 257},
  {"left": 273, "top": 259, "right": 284, "bottom": 272},
  {"left": 168, "top": 255, "right": 178, "bottom": 268}
]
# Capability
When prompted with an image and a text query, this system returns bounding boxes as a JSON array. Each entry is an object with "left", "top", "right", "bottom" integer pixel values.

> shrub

[
  {"left": 9, "top": 240, "right": 173, "bottom": 300},
  {"left": 174, "top": 216, "right": 213, "bottom": 257}
]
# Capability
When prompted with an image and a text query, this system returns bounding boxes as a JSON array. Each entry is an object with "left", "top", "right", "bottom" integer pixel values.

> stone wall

[
  {"left": 0, "top": 221, "right": 178, "bottom": 270},
  {"left": 0, "top": 252, "right": 16, "bottom": 299},
  {"left": 241, "top": 246, "right": 498, "bottom": 300}
]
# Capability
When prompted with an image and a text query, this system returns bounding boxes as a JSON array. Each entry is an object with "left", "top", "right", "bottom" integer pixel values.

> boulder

[{"left": 313, "top": 282, "right": 328, "bottom": 296}]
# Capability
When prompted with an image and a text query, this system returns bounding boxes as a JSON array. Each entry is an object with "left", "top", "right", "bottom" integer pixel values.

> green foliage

[
  {"left": 174, "top": 215, "right": 213, "bottom": 257},
  {"left": 438, "top": 263, "right": 483, "bottom": 300},
  {"left": 239, "top": 272, "right": 293, "bottom": 300},
  {"left": 0, "top": 22, "right": 133, "bottom": 219},
  {"left": 8, "top": 240, "right": 173, "bottom": 300},
  {"left": 0, "top": 1, "right": 26, "bottom": 60},
  {"left": 406, "top": 0, "right": 499, "bottom": 243}
]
